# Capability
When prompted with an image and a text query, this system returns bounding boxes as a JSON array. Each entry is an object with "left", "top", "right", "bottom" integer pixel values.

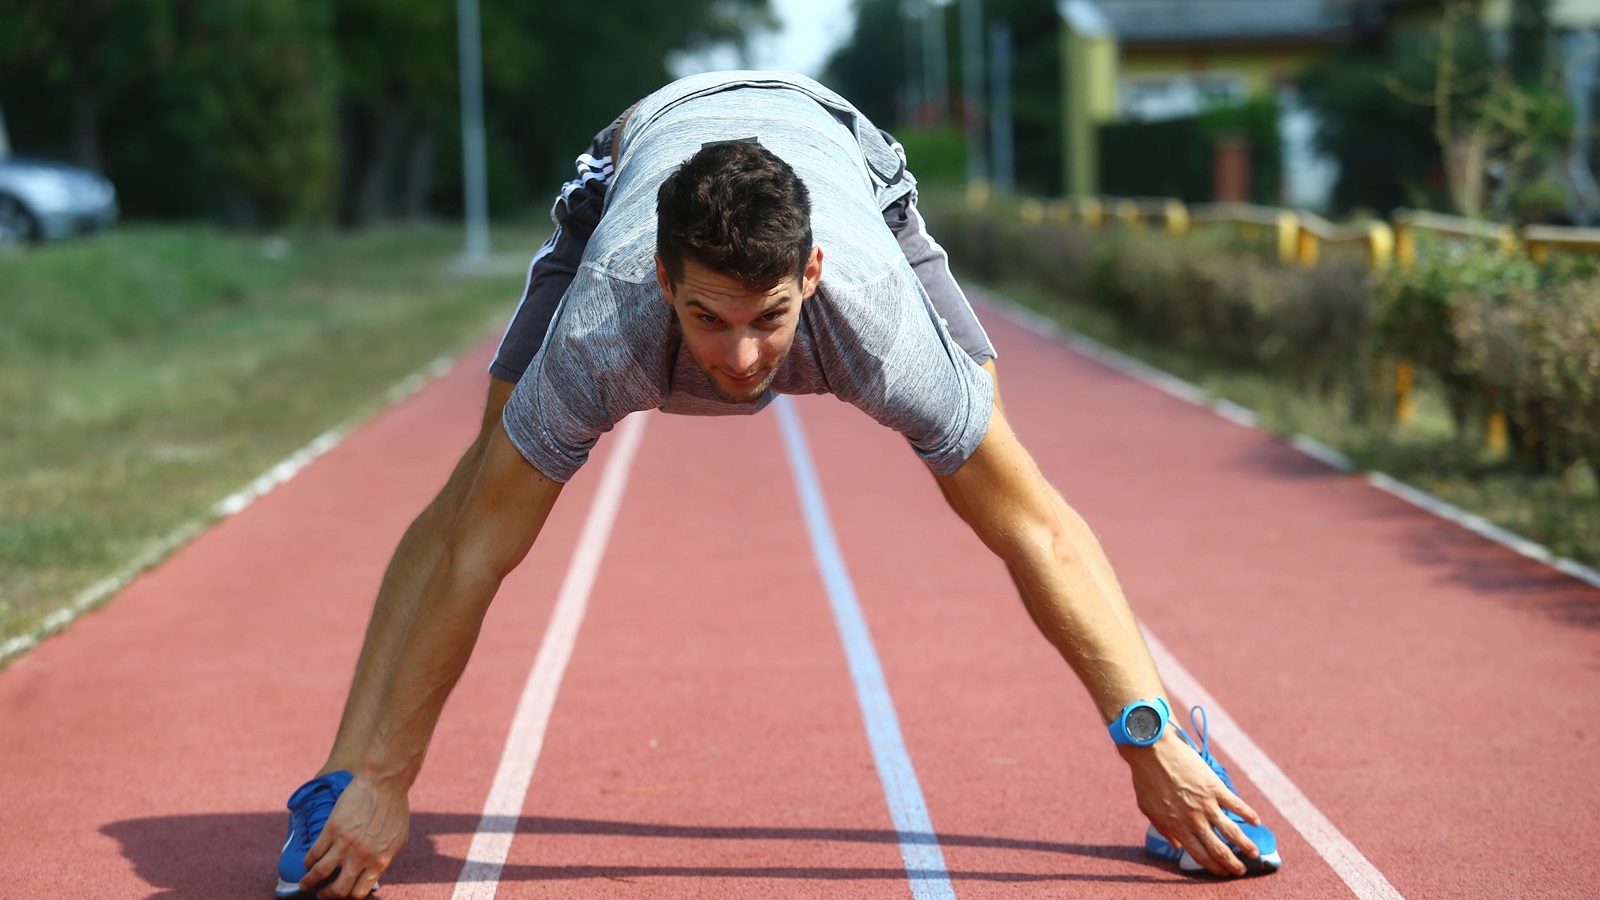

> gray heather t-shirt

[{"left": 503, "top": 71, "right": 994, "bottom": 482}]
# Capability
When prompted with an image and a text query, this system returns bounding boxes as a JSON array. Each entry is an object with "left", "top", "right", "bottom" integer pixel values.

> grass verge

[
  {"left": 0, "top": 224, "right": 542, "bottom": 657},
  {"left": 974, "top": 275, "right": 1600, "bottom": 569}
]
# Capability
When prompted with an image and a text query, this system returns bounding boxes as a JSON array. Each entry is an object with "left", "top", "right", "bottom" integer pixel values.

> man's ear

[
  {"left": 802, "top": 246, "right": 824, "bottom": 299},
  {"left": 654, "top": 254, "right": 674, "bottom": 302}
]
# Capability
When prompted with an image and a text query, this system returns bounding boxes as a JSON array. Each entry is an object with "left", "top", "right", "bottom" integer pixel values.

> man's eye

[
  {"left": 761, "top": 311, "right": 784, "bottom": 323},
  {"left": 697, "top": 314, "right": 719, "bottom": 325}
]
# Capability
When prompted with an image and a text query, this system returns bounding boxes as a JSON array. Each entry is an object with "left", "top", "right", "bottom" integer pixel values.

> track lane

[{"left": 488, "top": 411, "right": 915, "bottom": 898}]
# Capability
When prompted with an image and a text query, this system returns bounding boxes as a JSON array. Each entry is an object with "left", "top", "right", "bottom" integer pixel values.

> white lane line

[
  {"left": 452, "top": 412, "right": 650, "bottom": 899},
  {"left": 775, "top": 397, "right": 956, "bottom": 900},
  {"left": 1142, "top": 627, "right": 1404, "bottom": 900}
]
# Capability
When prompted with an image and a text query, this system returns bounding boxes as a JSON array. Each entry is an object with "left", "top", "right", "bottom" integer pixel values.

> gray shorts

[{"left": 491, "top": 117, "right": 995, "bottom": 383}]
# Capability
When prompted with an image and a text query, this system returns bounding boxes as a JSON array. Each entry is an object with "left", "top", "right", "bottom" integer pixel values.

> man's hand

[
  {"left": 301, "top": 773, "right": 410, "bottom": 899},
  {"left": 1124, "top": 733, "right": 1261, "bottom": 876}
]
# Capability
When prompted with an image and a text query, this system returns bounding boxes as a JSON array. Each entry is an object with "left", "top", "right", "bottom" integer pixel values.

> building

[{"left": 1062, "top": 0, "right": 1360, "bottom": 207}]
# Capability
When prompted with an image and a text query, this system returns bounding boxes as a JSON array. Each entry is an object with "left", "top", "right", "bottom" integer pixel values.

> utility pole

[
  {"left": 961, "top": 0, "right": 987, "bottom": 185},
  {"left": 902, "top": 0, "right": 923, "bottom": 123},
  {"left": 457, "top": 0, "right": 490, "bottom": 261},
  {"left": 989, "top": 22, "right": 1014, "bottom": 193},
  {"left": 923, "top": 0, "right": 949, "bottom": 124}
]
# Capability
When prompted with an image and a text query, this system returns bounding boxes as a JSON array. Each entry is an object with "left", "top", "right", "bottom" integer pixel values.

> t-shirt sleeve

[
  {"left": 501, "top": 271, "right": 666, "bottom": 482},
  {"left": 809, "top": 262, "right": 995, "bottom": 476}
]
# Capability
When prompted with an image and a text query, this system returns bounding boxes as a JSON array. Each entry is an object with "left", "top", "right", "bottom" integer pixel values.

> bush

[
  {"left": 1377, "top": 241, "right": 1599, "bottom": 467},
  {"left": 1082, "top": 228, "right": 1379, "bottom": 416},
  {"left": 921, "top": 193, "right": 1598, "bottom": 562},
  {"left": 1452, "top": 277, "right": 1600, "bottom": 472},
  {"left": 924, "top": 192, "right": 1600, "bottom": 476}
]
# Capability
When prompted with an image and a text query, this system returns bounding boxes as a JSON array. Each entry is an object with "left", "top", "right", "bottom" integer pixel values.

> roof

[{"left": 1078, "top": 0, "right": 1358, "bottom": 46}]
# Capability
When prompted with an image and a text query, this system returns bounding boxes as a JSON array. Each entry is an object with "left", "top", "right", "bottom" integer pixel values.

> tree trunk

[
  {"left": 335, "top": 101, "right": 365, "bottom": 227},
  {"left": 68, "top": 0, "right": 102, "bottom": 172},
  {"left": 354, "top": 96, "right": 409, "bottom": 226},
  {"left": 403, "top": 128, "right": 437, "bottom": 222}
]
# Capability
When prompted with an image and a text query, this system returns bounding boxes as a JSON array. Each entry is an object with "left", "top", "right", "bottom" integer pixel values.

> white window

[{"left": 1119, "top": 74, "right": 1248, "bottom": 121}]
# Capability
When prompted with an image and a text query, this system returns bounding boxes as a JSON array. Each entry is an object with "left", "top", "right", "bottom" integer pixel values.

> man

[{"left": 276, "top": 71, "right": 1280, "bottom": 900}]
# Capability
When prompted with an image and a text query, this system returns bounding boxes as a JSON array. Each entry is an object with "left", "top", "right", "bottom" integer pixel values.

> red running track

[{"left": 3, "top": 297, "right": 1599, "bottom": 899}]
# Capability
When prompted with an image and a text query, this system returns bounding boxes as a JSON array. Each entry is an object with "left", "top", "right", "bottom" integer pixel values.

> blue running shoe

[
  {"left": 1144, "top": 707, "right": 1281, "bottom": 876},
  {"left": 277, "top": 770, "right": 353, "bottom": 897}
]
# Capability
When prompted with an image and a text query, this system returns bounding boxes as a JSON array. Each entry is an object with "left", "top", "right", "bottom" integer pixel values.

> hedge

[{"left": 926, "top": 196, "right": 1599, "bottom": 475}]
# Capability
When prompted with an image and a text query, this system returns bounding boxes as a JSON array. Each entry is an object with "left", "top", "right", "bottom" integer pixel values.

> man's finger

[
  {"left": 1218, "top": 789, "right": 1261, "bottom": 827},
  {"left": 301, "top": 842, "right": 343, "bottom": 892},
  {"left": 1215, "top": 813, "right": 1260, "bottom": 860},
  {"left": 1191, "top": 823, "right": 1245, "bottom": 876},
  {"left": 319, "top": 860, "right": 362, "bottom": 900},
  {"left": 352, "top": 869, "right": 382, "bottom": 900}
]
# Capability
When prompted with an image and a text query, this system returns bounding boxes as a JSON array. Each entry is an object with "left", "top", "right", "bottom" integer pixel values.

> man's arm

[
  {"left": 936, "top": 403, "right": 1263, "bottom": 877},
  {"left": 301, "top": 425, "right": 564, "bottom": 899}
]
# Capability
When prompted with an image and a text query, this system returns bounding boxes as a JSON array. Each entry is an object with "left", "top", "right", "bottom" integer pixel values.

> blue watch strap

[{"left": 1108, "top": 696, "right": 1171, "bottom": 746}]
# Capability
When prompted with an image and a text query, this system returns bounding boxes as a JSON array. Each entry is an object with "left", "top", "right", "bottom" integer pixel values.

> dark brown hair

[{"left": 656, "top": 140, "right": 813, "bottom": 291}]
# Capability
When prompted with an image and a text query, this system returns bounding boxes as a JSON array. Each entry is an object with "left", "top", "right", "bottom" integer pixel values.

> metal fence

[{"left": 1016, "top": 196, "right": 1600, "bottom": 270}]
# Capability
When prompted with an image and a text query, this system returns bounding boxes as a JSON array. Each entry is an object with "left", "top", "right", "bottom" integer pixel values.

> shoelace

[
  {"left": 1174, "top": 706, "right": 1239, "bottom": 795},
  {"left": 293, "top": 780, "right": 341, "bottom": 847}
]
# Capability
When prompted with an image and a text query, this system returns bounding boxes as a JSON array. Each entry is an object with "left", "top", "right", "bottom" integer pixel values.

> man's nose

[{"left": 727, "top": 334, "right": 761, "bottom": 373}]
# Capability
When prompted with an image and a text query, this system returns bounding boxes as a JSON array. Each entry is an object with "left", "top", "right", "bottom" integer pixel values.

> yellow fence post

[
  {"left": 1366, "top": 222, "right": 1395, "bottom": 270},
  {"left": 1083, "top": 197, "right": 1104, "bottom": 229},
  {"left": 1487, "top": 410, "right": 1509, "bottom": 455},
  {"left": 1395, "top": 223, "right": 1416, "bottom": 270},
  {"left": 1395, "top": 359, "right": 1416, "bottom": 425},
  {"left": 1276, "top": 212, "right": 1300, "bottom": 265},
  {"left": 1296, "top": 227, "right": 1319, "bottom": 266},
  {"left": 1164, "top": 200, "right": 1189, "bottom": 236}
]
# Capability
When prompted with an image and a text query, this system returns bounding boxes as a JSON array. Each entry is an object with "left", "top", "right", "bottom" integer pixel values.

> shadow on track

[
  {"left": 103, "top": 811, "right": 1179, "bottom": 897},
  {"left": 1226, "top": 439, "right": 1600, "bottom": 632}
]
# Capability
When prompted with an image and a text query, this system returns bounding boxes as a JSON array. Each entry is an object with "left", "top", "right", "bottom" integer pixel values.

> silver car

[
  {"left": 0, "top": 106, "right": 118, "bottom": 246},
  {"left": 0, "top": 157, "right": 119, "bottom": 245}
]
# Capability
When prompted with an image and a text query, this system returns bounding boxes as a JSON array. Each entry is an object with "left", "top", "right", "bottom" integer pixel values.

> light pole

[
  {"left": 989, "top": 22, "right": 1014, "bottom": 193},
  {"left": 923, "top": 0, "right": 949, "bottom": 124},
  {"left": 961, "top": 0, "right": 986, "bottom": 186},
  {"left": 457, "top": 0, "right": 490, "bottom": 261}
]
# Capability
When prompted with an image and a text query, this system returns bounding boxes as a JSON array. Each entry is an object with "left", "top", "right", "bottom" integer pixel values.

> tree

[
  {"left": 822, "top": 0, "right": 1063, "bottom": 195},
  {"left": 0, "top": 0, "right": 777, "bottom": 225}
]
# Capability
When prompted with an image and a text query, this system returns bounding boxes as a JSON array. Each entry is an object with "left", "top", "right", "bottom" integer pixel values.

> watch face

[{"left": 1126, "top": 706, "right": 1161, "bottom": 743}]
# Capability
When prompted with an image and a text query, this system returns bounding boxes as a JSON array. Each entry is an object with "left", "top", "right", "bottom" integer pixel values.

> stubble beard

[
  {"left": 687, "top": 344, "right": 790, "bottom": 405},
  {"left": 702, "top": 360, "right": 781, "bottom": 405}
]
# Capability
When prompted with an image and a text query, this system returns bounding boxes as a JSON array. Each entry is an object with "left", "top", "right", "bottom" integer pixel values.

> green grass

[
  {"left": 0, "top": 224, "right": 544, "bottom": 655},
  {"left": 976, "top": 276, "right": 1600, "bottom": 569}
]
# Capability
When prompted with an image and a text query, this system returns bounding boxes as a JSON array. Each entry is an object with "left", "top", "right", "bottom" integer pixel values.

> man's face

[{"left": 657, "top": 247, "right": 823, "bottom": 405}]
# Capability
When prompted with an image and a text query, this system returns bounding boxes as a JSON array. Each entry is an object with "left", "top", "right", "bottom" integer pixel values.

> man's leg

[{"left": 316, "top": 376, "right": 516, "bottom": 776}]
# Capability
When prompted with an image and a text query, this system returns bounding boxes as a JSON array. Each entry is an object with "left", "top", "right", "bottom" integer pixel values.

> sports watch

[{"left": 1107, "top": 696, "right": 1171, "bottom": 746}]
